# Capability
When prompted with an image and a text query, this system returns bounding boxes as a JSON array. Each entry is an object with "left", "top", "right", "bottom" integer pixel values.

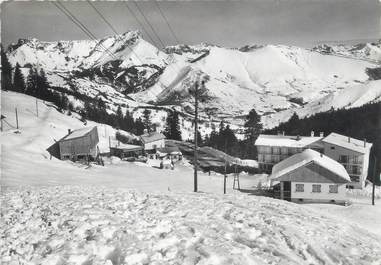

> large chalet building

[{"left": 255, "top": 132, "right": 372, "bottom": 189}]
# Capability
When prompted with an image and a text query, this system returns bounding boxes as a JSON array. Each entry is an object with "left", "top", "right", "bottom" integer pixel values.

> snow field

[{"left": 2, "top": 186, "right": 381, "bottom": 265}]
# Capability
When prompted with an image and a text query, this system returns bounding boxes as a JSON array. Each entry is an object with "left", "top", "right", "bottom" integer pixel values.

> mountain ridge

[{"left": 6, "top": 31, "right": 381, "bottom": 134}]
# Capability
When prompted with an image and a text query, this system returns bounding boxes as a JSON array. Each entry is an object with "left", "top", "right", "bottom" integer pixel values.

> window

[
  {"left": 312, "top": 184, "right": 321, "bottom": 193},
  {"left": 295, "top": 184, "right": 304, "bottom": 192},
  {"left": 351, "top": 165, "right": 361, "bottom": 175},
  {"left": 271, "top": 155, "right": 279, "bottom": 163},
  {"left": 258, "top": 154, "right": 264, "bottom": 162},
  {"left": 339, "top": 155, "right": 348, "bottom": 163},
  {"left": 350, "top": 175, "right": 360, "bottom": 182},
  {"left": 281, "top": 147, "right": 288, "bottom": 155},
  {"left": 329, "top": 185, "right": 338, "bottom": 193},
  {"left": 330, "top": 146, "right": 335, "bottom": 150},
  {"left": 272, "top": 147, "right": 280, "bottom": 154}
]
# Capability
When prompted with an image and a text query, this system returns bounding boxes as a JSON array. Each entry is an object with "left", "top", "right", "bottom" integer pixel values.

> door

[{"left": 283, "top": 181, "right": 291, "bottom": 201}]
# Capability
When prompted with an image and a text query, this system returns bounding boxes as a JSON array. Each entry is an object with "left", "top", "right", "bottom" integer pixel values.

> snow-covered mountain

[{"left": 6, "top": 30, "right": 381, "bottom": 130}]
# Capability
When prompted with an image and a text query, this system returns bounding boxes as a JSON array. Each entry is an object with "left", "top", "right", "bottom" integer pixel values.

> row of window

[
  {"left": 342, "top": 164, "right": 362, "bottom": 175},
  {"left": 339, "top": 155, "right": 363, "bottom": 165},
  {"left": 257, "top": 146, "right": 303, "bottom": 155},
  {"left": 295, "top": 184, "right": 338, "bottom": 193}
]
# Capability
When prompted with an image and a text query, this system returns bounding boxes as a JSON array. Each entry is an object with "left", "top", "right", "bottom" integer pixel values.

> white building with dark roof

[
  {"left": 321, "top": 133, "right": 372, "bottom": 189},
  {"left": 140, "top": 132, "right": 166, "bottom": 152},
  {"left": 270, "top": 149, "right": 351, "bottom": 204}
]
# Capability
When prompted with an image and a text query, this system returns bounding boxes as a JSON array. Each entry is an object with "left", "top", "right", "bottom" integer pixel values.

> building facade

[
  {"left": 59, "top": 126, "right": 99, "bottom": 160},
  {"left": 140, "top": 132, "right": 166, "bottom": 152},
  {"left": 270, "top": 149, "right": 350, "bottom": 204},
  {"left": 321, "top": 133, "right": 372, "bottom": 189},
  {"left": 255, "top": 133, "right": 323, "bottom": 173},
  {"left": 256, "top": 132, "right": 372, "bottom": 189}
]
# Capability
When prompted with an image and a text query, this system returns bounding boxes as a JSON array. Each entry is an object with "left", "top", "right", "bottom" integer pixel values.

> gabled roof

[
  {"left": 140, "top": 132, "right": 166, "bottom": 143},
  {"left": 61, "top": 126, "right": 96, "bottom": 141},
  {"left": 270, "top": 149, "right": 350, "bottom": 183},
  {"left": 322, "top": 133, "right": 372, "bottom": 154},
  {"left": 255, "top": 134, "right": 323, "bottom": 148}
]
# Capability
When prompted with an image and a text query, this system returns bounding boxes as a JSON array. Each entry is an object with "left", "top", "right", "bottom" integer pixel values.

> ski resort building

[
  {"left": 58, "top": 126, "right": 99, "bottom": 160},
  {"left": 255, "top": 132, "right": 324, "bottom": 173},
  {"left": 140, "top": 132, "right": 166, "bottom": 152},
  {"left": 321, "top": 133, "right": 372, "bottom": 189},
  {"left": 270, "top": 149, "right": 351, "bottom": 204}
]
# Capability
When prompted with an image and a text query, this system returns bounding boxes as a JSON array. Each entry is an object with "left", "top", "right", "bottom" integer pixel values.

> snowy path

[{"left": 2, "top": 186, "right": 381, "bottom": 265}]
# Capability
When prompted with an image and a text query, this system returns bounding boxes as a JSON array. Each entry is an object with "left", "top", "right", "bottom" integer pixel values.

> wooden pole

[
  {"left": 223, "top": 173, "right": 227, "bottom": 193},
  {"left": 372, "top": 156, "right": 377, "bottom": 206},
  {"left": 194, "top": 80, "right": 199, "bottom": 192},
  {"left": 15, "top": 108, "right": 19, "bottom": 129},
  {"left": 36, "top": 98, "right": 38, "bottom": 117}
]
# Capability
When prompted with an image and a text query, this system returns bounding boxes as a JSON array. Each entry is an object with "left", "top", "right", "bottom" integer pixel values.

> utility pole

[
  {"left": 36, "top": 99, "right": 39, "bottom": 117},
  {"left": 224, "top": 138, "right": 227, "bottom": 194},
  {"left": 15, "top": 108, "right": 19, "bottom": 129},
  {"left": 372, "top": 156, "right": 377, "bottom": 206},
  {"left": 193, "top": 80, "right": 199, "bottom": 192}
]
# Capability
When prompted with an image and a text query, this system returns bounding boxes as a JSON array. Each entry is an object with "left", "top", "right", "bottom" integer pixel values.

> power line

[
  {"left": 133, "top": 1, "right": 166, "bottom": 49},
  {"left": 154, "top": 1, "right": 180, "bottom": 44},
  {"left": 122, "top": 1, "right": 158, "bottom": 47},
  {"left": 53, "top": 1, "right": 117, "bottom": 61},
  {"left": 86, "top": 0, "right": 146, "bottom": 66}
]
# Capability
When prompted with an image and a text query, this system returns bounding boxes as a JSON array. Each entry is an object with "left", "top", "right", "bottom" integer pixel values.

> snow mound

[{"left": 1, "top": 186, "right": 381, "bottom": 265}]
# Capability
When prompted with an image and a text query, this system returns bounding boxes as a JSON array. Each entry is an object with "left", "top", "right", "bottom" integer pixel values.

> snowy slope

[
  {"left": 262, "top": 80, "right": 381, "bottom": 128},
  {"left": 1, "top": 92, "right": 381, "bottom": 265},
  {"left": 6, "top": 33, "right": 381, "bottom": 130},
  {"left": 2, "top": 186, "right": 381, "bottom": 265}
]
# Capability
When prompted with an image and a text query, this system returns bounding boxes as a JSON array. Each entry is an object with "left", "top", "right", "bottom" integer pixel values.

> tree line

[{"left": 265, "top": 104, "right": 381, "bottom": 184}]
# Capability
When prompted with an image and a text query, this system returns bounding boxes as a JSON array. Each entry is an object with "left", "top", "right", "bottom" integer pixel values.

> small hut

[{"left": 58, "top": 126, "right": 99, "bottom": 161}]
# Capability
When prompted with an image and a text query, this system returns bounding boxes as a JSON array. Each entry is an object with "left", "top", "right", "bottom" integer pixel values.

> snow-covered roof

[
  {"left": 140, "top": 132, "right": 166, "bottom": 143},
  {"left": 255, "top": 134, "right": 323, "bottom": 148},
  {"left": 270, "top": 149, "right": 351, "bottom": 182},
  {"left": 62, "top": 126, "right": 96, "bottom": 141},
  {"left": 110, "top": 141, "right": 143, "bottom": 151},
  {"left": 322, "top": 133, "right": 372, "bottom": 154}
]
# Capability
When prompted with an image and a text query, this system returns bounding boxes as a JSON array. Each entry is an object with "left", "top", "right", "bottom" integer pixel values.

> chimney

[
  {"left": 363, "top": 139, "right": 366, "bottom": 148},
  {"left": 143, "top": 128, "right": 148, "bottom": 134},
  {"left": 282, "top": 131, "right": 285, "bottom": 136},
  {"left": 320, "top": 152, "right": 323, "bottom": 157},
  {"left": 320, "top": 132, "right": 324, "bottom": 137},
  {"left": 311, "top": 131, "right": 314, "bottom": 137},
  {"left": 348, "top": 136, "right": 350, "bottom": 143},
  {"left": 296, "top": 135, "right": 301, "bottom": 140},
  {"left": 68, "top": 129, "right": 71, "bottom": 135}
]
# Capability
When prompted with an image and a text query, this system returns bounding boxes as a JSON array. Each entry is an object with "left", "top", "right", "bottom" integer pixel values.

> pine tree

[
  {"left": 1, "top": 45, "right": 13, "bottom": 91},
  {"left": 164, "top": 110, "right": 182, "bottom": 140},
  {"left": 26, "top": 68, "right": 38, "bottom": 96},
  {"left": 143, "top": 109, "right": 152, "bottom": 132},
  {"left": 244, "top": 109, "right": 262, "bottom": 143},
  {"left": 13, "top": 63, "right": 26, "bottom": 93},
  {"left": 36, "top": 68, "right": 50, "bottom": 98}
]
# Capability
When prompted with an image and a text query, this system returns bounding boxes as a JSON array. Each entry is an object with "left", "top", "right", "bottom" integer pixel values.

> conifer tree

[
  {"left": 36, "top": 68, "right": 50, "bottom": 98},
  {"left": 13, "top": 63, "right": 25, "bottom": 93},
  {"left": 143, "top": 109, "right": 152, "bottom": 132},
  {"left": 1, "top": 45, "right": 13, "bottom": 91},
  {"left": 164, "top": 110, "right": 182, "bottom": 140},
  {"left": 26, "top": 68, "right": 38, "bottom": 96}
]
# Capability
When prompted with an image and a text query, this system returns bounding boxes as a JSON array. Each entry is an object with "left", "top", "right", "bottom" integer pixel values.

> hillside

[
  {"left": 5, "top": 32, "right": 381, "bottom": 130},
  {"left": 2, "top": 88, "right": 381, "bottom": 265}
]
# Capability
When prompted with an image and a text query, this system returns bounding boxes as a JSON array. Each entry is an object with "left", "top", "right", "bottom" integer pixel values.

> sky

[{"left": 1, "top": 0, "right": 380, "bottom": 49}]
